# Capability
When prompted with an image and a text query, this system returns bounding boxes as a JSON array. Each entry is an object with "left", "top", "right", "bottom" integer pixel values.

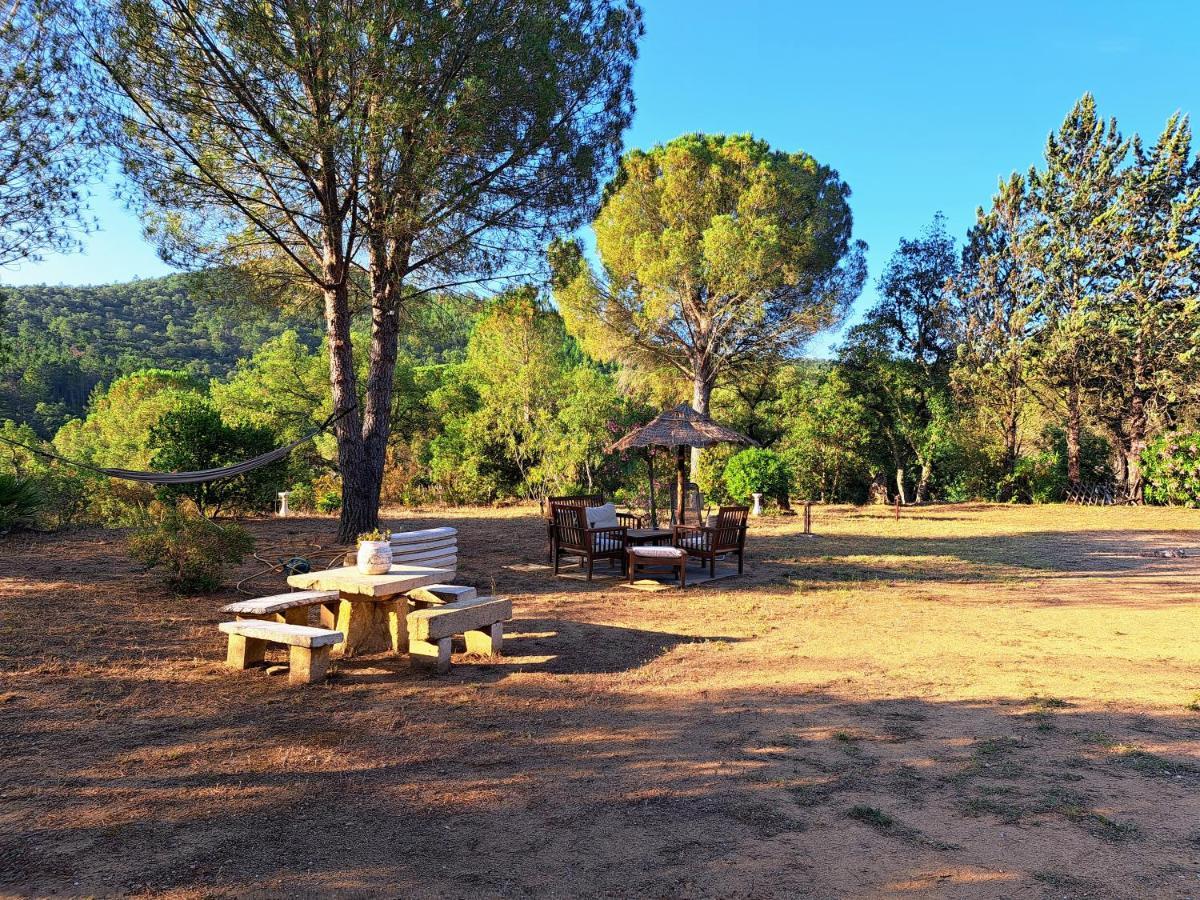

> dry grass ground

[{"left": 2, "top": 503, "right": 1200, "bottom": 898}]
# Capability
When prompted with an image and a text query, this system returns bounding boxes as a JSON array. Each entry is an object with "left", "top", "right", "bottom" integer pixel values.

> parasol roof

[{"left": 608, "top": 403, "right": 759, "bottom": 453}]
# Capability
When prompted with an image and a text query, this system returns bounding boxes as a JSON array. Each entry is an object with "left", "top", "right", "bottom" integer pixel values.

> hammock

[{"left": 0, "top": 406, "right": 354, "bottom": 485}]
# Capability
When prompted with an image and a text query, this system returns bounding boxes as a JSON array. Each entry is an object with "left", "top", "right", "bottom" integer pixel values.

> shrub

[
  {"left": 694, "top": 445, "right": 735, "bottom": 505},
  {"left": 0, "top": 473, "right": 42, "bottom": 531},
  {"left": 307, "top": 473, "right": 342, "bottom": 513},
  {"left": 723, "top": 448, "right": 789, "bottom": 506},
  {"left": 150, "top": 401, "right": 288, "bottom": 517},
  {"left": 1142, "top": 432, "right": 1200, "bottom": 506},
  {"left": 287, "top": 480, "right": 316, "bottom": 511},
  {"left": 129, "top": 504, "right": 255, "bottom": 592}
]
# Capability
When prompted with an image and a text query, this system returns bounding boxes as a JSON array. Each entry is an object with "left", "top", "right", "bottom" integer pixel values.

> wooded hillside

[{"left": 0, "top": 275, "right": 315, "bottom": 434}]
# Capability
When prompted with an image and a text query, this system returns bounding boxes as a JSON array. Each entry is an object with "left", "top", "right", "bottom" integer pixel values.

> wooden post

[
  {"left": 676, "top": 444, "right": 688, "bottom": 525},
  {"left": 646, "top": 448, "right": 658, "bottom": 530},
  {"left": 804, "top": 501, "right": 812, "bottom": 534},
  {"left": 895, "top": 496, "right": 901, "bottom": 521}
]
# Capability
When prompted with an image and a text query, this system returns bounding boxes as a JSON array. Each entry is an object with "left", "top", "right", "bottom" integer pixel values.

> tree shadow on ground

[
  {"left": 5, "top": 508, "right": 1200, "bottom": 896},
  {"left": 4, "top": 668, "right": 1199, "bottom": 899},
  {"left": 331, "top": 620, "right": 744, "bottom": 682},
  {"left": 733, "top": 527, "right": 1200, "bottom": 606}
]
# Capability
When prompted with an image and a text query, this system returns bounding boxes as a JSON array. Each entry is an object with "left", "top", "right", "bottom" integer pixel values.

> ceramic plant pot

[{"left": 356, "top": 540, "right": 392, "bottom": 575}]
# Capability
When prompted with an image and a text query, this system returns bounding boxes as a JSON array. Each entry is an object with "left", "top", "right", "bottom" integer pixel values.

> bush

[
  {"left": 150, "top": 401, "right": 288, "bottom": 517},
  {"left": 129, "top": 504, "right": 255, "bottom": 592},
  {"left": 694, "top": 445, "right": 735, "bottom": 505},
  {"left": 723, "top": 448, "right": 789, "bottom": 505},
  {"left": 1142, "top": 432, "right": 1200, "bottom": 506},
  {"left": 310, "top": 473, "right": 342, "bottom": 512},
  {"left": 0, "top": 473, "right": 42, "bottom": 531}
]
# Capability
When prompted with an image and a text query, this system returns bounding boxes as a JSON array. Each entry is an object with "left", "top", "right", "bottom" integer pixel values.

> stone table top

[{"left": 287, "top": 563, "right": 451, "bottom": 599}]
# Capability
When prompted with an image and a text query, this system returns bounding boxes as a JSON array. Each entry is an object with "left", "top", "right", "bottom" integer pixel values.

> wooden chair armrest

[{"left": 616, "top": 512, "right": 643, "bottom": 528}]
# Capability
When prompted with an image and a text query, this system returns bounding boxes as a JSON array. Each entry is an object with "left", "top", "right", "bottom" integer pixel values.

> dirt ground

[{"left": 2, "top": 503, "right": 1200, "bottom": 899}]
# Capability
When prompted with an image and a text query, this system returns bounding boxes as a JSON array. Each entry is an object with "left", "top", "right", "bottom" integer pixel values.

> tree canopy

[{"left": 551, "top": 132, "right": 866, "bottom": 426}]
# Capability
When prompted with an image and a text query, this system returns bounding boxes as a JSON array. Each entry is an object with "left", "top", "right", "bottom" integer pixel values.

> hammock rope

[{"left": 0, "top": 405, "right": 355, "bottom": 485}]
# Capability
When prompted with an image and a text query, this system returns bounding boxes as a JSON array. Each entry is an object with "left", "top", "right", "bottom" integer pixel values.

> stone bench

[
  {"left": 406, "top": 596, "right": 511, "bottom": 674},
  {"left": 219, "top": 620, "right": 343, "bottom": 685},
  {"left": 220, "top": 590, "right": 339, "bottom": 625},
  {"left": 405, "top": 584, "right": 477, "bottom": 609}
]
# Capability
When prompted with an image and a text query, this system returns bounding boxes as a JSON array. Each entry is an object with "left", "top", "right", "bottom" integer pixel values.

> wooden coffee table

[
  {"left": 627, "top": 546, "right": 687, "bottom": 588},
  {"left": 626, "top": 528, "right": 673, "bottom": 546}
]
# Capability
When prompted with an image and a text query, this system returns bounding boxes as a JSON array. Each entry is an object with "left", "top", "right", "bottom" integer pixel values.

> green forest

[
  {"left": 0, "top": 274, "right": 314, "bottom": 434},
  {"left": 5, "top": 95, "right": 1200, "bottom": 534}
]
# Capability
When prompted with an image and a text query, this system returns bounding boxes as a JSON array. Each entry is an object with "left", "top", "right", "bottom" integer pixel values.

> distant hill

[{"left": 0, "top": 274, "right": 315, "bottom": 435}]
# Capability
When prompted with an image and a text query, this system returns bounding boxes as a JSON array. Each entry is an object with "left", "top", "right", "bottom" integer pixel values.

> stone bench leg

[
  {"left": 464, "top": 622, "right": 503, "bottom": 656},
  {"left": 226, "top": 633, "right": 266, "bottom": 669},
  {"left": 410, "top": 637, "right": 452, "bottom": 674},
  {"left": 386, "top": 599, "right": 410, "bottom": 654},
  {"left": 283, "top": 607, "right": 309, "bottom": 626},
  {"left": 289, "top": 645, "right": 332, "bottom": 685}
]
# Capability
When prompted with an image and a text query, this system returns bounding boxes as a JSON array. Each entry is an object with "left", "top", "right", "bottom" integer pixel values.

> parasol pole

[
  {"left": 646, "top": 447, "right": 658, "bottom": 529},
  {"left": 676, "top": 444, "right": 689, "bottom": 525}
]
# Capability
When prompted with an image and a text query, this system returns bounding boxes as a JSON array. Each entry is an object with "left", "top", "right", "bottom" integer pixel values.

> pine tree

[
  {"left": 953, "top": 174, "right": 1038, "bottom": 487},
  {"left": 1093, "top": 114, "right": 1200, "bottom": 498},
  {"left": 1027, "top": 94, "right": 1127, "bottom": 488},
  {"left": 840, "top": 214, "right": 958, "bottom": 503}
]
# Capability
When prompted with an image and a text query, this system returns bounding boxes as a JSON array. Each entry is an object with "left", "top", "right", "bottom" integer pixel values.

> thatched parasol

[{"left": 608, "top": 404, "right": 757, "bottom": 527}]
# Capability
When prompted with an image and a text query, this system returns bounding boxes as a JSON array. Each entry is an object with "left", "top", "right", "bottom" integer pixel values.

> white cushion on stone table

[
  {"left": 630, "top": 546, "right": 685, "bottom": 558},
  {"left": 585, "top": 503, "right": 619, "bottom": 529}
]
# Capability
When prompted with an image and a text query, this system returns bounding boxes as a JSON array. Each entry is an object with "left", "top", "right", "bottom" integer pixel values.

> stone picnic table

[{"left": 286, "top": 563, "right": 451, "bottom": 657}]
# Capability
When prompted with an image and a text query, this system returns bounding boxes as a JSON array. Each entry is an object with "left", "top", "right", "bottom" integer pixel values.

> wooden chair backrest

[
  {"left": 546, "top": 494, "right": 604, "bottom": 521},
  {"left": 712, "top": 506, "right": 749, "bottom": 551},
  {"left": 552, "top": 503, "right": 589, "bottom": 551}
]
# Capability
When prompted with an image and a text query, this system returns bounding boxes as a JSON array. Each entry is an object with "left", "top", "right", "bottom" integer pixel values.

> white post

[
  {"left": 277, "top": 491, "right": 291, "bottom": 517},
  {"left": 751, "top": 492, "right": 763, "bottom": 516}
]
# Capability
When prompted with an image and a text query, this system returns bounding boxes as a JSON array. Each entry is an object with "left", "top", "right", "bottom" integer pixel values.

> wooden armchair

[
  {"left": 551, "top": 504, "right": 629, "bottom": 581},
  {"left": 545, "top": 495, "right": 641, "bottom": 562},
  {"left": 673, "top": 505, "right": 749, "bottom": 576}
]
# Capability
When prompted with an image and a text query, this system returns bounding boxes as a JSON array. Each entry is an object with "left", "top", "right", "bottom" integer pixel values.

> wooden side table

[{"left": 627, "top": 546, "right": 687, "bottom": 588}]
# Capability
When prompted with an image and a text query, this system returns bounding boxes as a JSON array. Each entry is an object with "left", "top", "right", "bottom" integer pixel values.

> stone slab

[{"left": 219, "top": 620, "right": 343, "bottom": 648}]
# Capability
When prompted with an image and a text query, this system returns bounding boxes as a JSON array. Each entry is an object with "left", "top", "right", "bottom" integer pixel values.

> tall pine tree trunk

[
  {"left": 915, "top": 460, "right": 933, "bottom": 503},
  {"left": 690, "top": 365, "right": 715, "bottom": 480},
  {"left": 1123, "top": 393, "right": 1148, "bottom": 502},
  {"left": 324, "top": 274, "right": 375, "bottom": 544},
  {"left": 1065, "top": 381, "right": 1083, "bottom": 489}
]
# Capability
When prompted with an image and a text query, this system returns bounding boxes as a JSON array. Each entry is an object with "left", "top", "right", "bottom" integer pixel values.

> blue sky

[{"left": 7, "top": 0, "right": 1200, "bottom": 352}]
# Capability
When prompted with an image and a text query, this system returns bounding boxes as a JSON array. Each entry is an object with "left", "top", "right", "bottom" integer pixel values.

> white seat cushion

[
  {"left": 585, "top": 503, "right": 619, "bottom": 529},
  {"left": 630, "top": 546, "right": 685, "bottom": 559},
  {"left": 592, "top": 534, "right": 624, "bottom": 552}
]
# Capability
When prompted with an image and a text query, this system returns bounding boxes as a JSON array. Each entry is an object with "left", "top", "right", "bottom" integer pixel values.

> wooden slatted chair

[
  {"left": 673, "top": 505, "right": 749, "bottom": 577},
  {"left": 545, "top": 495, "right": 641, "bottom": 562},
  {"left": 551, "top": 504, "right": 629, "bottom": 581}
]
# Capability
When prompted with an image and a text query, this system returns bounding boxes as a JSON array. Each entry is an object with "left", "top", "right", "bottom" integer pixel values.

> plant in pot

[{"left": 355, "top": 529, "right": 393, "bottom": 574}]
